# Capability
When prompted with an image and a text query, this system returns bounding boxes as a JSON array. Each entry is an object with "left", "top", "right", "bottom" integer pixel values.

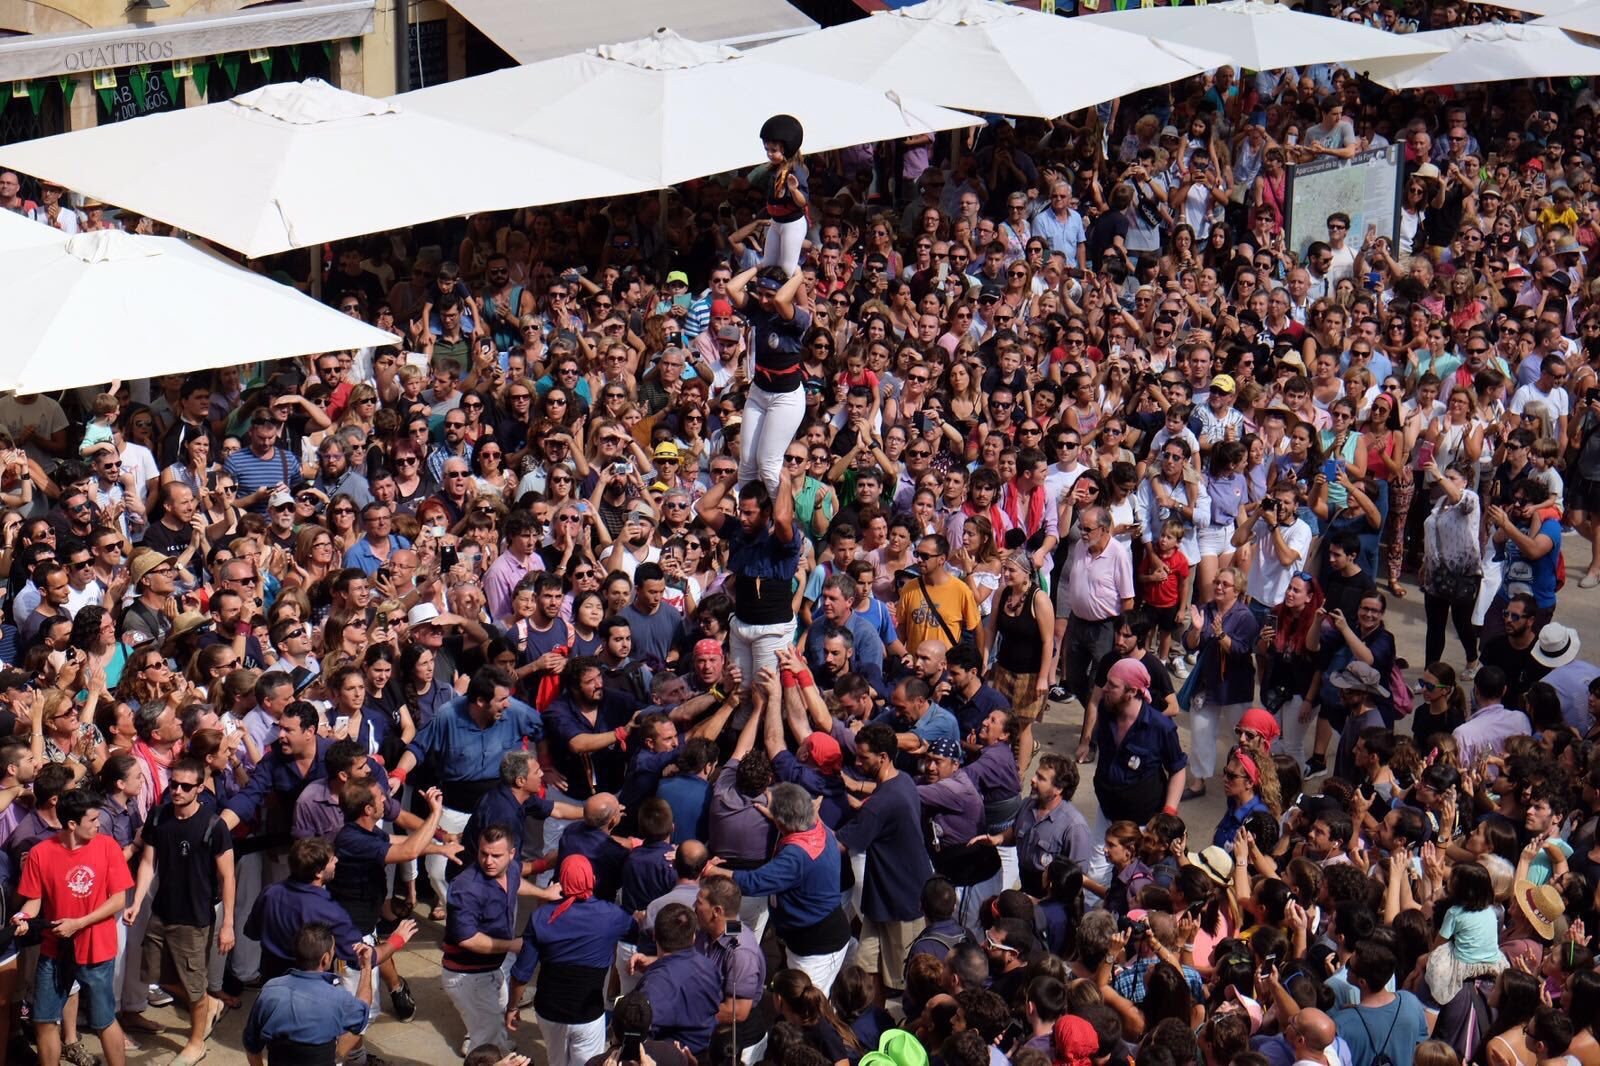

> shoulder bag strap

[{"left": 917, "top": 573, "right": 961, "bottom": 648}]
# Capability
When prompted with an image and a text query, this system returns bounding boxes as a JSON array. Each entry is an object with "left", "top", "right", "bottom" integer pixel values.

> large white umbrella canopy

[
  {"left": 1087, "top": 0, "right": 1442, "bottom": 72},
  {"left": 1475, "top": 0, "right": 1586, "bottom": 16},
  {"left": 0, "top": 220, "right": 395, "bottom": 395},
  {"left": 1360, "top": 23, "right": 1600, "bottom": 88},
  {"left": 750, "top": 0, "right": 1233, "bottom": 119},
  {"left": 1534, "top": 3, "right": 1600, "bottom": 36},
  {"left": 399, "top": 28, "right": 981, "bottom": 188},
  {"left": 0, "top": 210, "right": 61, "bottom": 252},
  {"left": 0, "top": 79, "right": 647, "bottom": 259}
]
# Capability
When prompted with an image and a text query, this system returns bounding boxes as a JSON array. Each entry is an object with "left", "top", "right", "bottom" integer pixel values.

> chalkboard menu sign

[
  {"left": 104, "top": 67, "right": 183, "bottom": 124},
  {"left": 409, "top": 19, "right": 448, "bottom": 89}
]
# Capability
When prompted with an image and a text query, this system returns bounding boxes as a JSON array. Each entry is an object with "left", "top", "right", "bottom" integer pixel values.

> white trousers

[
  {"left": 423, "top": 806, "right": 471, "bottom": 907},
  {"left": 785, "top": 944, "right": 849, "bottom": 998},
  {"left": 615, "top": 940, "right": 641, "bottom": 996},
  {"left": 1274, "top": 696, "right": 1315, "bottom": 770},
  {"left": 1190, "top": 699, "right": 1250, "bottom": 780},
  {"left": 738, "top": 383, "right": 807, "bottom": 496},
  {"left": 537, "top": 1012, "right": 607, "bottom": 1066},
  {"left": 230, "top": 850, "right": 266, "bottom": 983},
  {"left": 758, "top": 216, "right": 808, "bottom": 277},
  {"left": 731, "top": 617, "right": 794, "bottom": 695},
  {"left": 1087, "top": 808, "right": 1113, "bottom": 893},
  {"left": 738, "top": 893, "right": 771, "bottom": 946},
  {"left": 442, "top": 963, "right": 510, "bottom": 1053}
]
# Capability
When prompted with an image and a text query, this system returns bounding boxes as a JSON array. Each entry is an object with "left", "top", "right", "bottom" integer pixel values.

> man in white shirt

[
  {"left": 1324, "top": 212, "right": 1358, "bottom": 284},
  {"left": 1233, "top": 483, "right": 1313, "bottom": 617},
  {"left": 1043, "top": 431, "right": 1089, "bottom": 514},
  {"left": 1510, "top": 353, "right": 1572, "bottom": 442},
  {"left": 29, "top": 182, "right": 80, "bottom": 234}
]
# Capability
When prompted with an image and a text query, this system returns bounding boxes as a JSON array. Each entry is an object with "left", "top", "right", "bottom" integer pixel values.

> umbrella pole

[{"left": 393, "top": 0, "right": 411, "bottom": 93}]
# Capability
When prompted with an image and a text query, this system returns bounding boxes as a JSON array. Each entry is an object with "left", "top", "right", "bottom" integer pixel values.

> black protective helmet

[{"left": 759, "top": 114, "right": 804, "bottom": 159}]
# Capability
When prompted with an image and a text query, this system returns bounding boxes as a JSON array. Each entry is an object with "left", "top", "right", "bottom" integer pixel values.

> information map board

[{"left": 1284, "top": 144, "right": 1404, "bottom": 262}]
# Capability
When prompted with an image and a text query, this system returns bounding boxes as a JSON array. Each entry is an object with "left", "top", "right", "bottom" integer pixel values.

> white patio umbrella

[
  {"left": 1475, "top": 0, "right": 1586, "bottom": 16},
  {"left": 1087, "top": 0, "right": 1442, "bottom": 72},
  {"left": 0, "top": 227, "right": 396, "bottom": 395},
  {"left": 0, "top": 209, "right": 62, "bottom": 251},
  {"left": 750, "top": 0, "right": 1232, "bottom": 119},
  {"left": 1534, "top": 3, "right": 1600, "bottom": 36},
  {"left": 0, "top": 79, "right": 647, "bottom": 259},
  {"left": 1360, "top": 23, "right": 1600, "bottom": 88},
  {"left": 399, "top": 29, "right": 980, "bottom": 189}
]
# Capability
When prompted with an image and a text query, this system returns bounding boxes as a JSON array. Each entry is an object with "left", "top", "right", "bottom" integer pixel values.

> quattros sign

[{"left": 0, "top": 0, "right": 373, "bottom": 82}]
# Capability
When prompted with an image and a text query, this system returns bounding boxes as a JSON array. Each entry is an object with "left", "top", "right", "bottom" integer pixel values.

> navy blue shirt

[
  {"left": 544, "top": 691, "right": 635, "bottom": 800},
  {"left": 657, "top": 774, "right": 711, "bottom": 844},
  {"left": 722, "top": 520, "right": 803, "bottom": 626},
  {"left": 461, "top": 784, "right": 555, "bottom": 865},
  {"left": 329, "top": 821, "right": 392, "bottom": 932},
  {"left": 226, "top": 736, "right": 333, "bottom": 829},
  {"left": 619, "top": 841, "right": 677, "bottom": 913},
  {"left": 556, "top": 822, "right": 631, "bottom": 903},
  {"left": 510, "top": 897, "right": 637, "bottom": 983},
  {"left": 242, "top": 970, "right": 369, "bottom": 1054},
  {"left": 243, "top": 880, "right": 367, "bottom": 965},
  {"left": 773, "top": 751, "right": 848, "bottom": 829},
  {"left": 732, "top": 829, "right": 843, "bottom": 933},
  {"left": 944, "top": 681, "right": 1012, "bottom": 738},
  {"left": 1093, "top": 700, "right": 1188, "bottom": 791},
  {"left": 443, "top": 864, "right": 519, "bottom": 973},
  {"left": 836, "top": 772, "right": 933, "bottom": 923},
  {"left": 639, "top": 949, "right": 724, "bottom": 1054},
  {"left": 619, "top": 747, "right": 679, "bottom": 812}
]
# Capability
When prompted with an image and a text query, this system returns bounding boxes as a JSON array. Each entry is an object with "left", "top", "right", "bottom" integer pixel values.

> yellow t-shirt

[
  {"left": 897, "top": 575, "right": 981, "bottom": 651},
  {"left": 1539, "top": 205, "right": 1578, "bottom": 233}
]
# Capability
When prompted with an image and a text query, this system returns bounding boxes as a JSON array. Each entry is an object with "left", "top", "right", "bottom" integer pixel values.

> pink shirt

[{"left": 1063, "top": 537, "right": 1134, "bottom": 622}]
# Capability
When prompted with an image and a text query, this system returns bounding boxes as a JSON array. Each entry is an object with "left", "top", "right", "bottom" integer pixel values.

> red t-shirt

[
  {"left": 18, "top": 833, "right": 133, "bottom": 964},
  {"left": 1141, "top": 547, "right": 1190, "bottom": 609}
]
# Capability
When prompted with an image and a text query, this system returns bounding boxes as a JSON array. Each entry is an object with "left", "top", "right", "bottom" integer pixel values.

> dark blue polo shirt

[
  {"left": 1092, "top": 700, "right": 1189, "bottom": 790},
  {"left": 943, "top": 681, "right": 1012, "bottom": 737},
  {"left": 619, "top": 841, "right": 676, "bottom": 913},
  {"left": 443, "top": 864, "right": 519, "bottom": 973},
  {"left": 243, "top": 880, "right": 367, "bottom": 966},
  {"left": 657, "top": 774, "right": 711, "bottom": 844},
  {"left": 461, "top": 784, "right": 555, "bottom": 865},
  {"left": 510, "top": 897, "right": 636, "bottom": 983},
  {"left": 618, "top": 747, "right": 679, "bottom": 811},
  {"left": 543, "top": 692, "right": 635, "bottom": 800},
  {"left": 556, "top": 822, "right": 631, "bottom": 903},
  {"left": 226, "top": 736, "right": 333, "bottom": 827},
  {"left": 639, "top": 948, "right": 725, "bottom": 1054},
  {"left": 329, "top": 821, "right": 391, "bottom": 933},
  {"left": 773, "top": 751, "right": 848, "bottom": 829},
  {"left": 242, "top": 970, "right": 369, "bottom": 1055}
]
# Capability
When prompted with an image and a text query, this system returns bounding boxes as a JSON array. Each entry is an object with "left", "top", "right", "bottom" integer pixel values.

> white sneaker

[
  {"left": 1168, "top": 655, "right": 1190, "bottom": 679},
  {"left": 1461, "top": 662, "right": 1480, "bottom": 682}
]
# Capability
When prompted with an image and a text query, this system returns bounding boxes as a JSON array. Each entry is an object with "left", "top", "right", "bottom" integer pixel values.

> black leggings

[{"left": 1423, "top": 592, "right": 1479, "bottom": 667}]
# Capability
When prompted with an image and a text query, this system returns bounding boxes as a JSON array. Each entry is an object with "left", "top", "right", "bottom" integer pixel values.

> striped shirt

[{"left": 224, "top": 446, "right": 303, "bottom": 513}]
